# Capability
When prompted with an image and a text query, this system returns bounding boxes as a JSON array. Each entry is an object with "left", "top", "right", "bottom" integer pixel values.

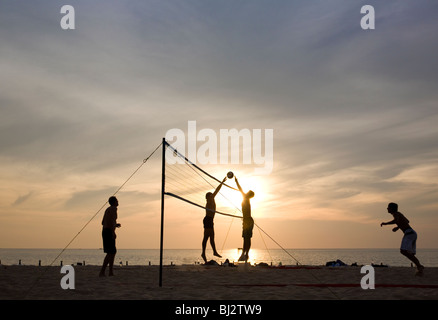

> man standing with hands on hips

[{"left": 100, "top": 196, "right": 121, "bottom": 277}]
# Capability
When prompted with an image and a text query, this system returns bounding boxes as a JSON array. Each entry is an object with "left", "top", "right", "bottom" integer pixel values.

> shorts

[
  {"left": 102, "top": 228, "right": 117, "bottom": 254},
  {"left": 242, "top": 217, "right": 254, "bottom": 239},
  {"left": 203, "top": 216, "right": 214, "bottom": 229},
  {"left": 401, "top": 228, "right": 417, "bottom": 254}
]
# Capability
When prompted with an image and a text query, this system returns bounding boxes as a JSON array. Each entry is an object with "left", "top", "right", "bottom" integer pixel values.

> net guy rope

[
  {"left": 161, "top": 138, "right": 302, "bottom": 260},
  {"left": 23, "top": 137, "right": 338, "bottom": 300},
  {"left": 159, "top": 138, "right": 340, "bottom": 299},
  {"left": 51, "top": 140, "right": 163, "bottom": 268},
  {"left": 22, "top": 141, "right": 163, "bottom": 298},
  {"left": 159, "top": 139, "right": 303, "bottom": 284},
  {"left": 160, "top": 139, "right": 249, "bottom": 286}
]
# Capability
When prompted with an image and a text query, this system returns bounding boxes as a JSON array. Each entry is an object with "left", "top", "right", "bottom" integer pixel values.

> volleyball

[{"left": 227, "top": 171, "right": 234, "bottom": 179}]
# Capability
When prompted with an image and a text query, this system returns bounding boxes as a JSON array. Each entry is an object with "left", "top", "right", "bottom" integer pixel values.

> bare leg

[
  {"left": 108, "top": 253, "right": 116, "bottom": 276},
  {"left": 244, "top": 238, "right": 251, "bottom": 262},
  {"left": 238, "top": 240, "right": 245, "bottom": 261},
  {"left": 401, "top": 250, "right": 424, "bottom": 274},
  {"left": 201, "top": 229, "right": 209, "bottom": 264},
  {"left": 99, "top": 254, "right": 109, "bottom": 276},
  {"left": 239, "top": 238, "right": 250, "bottom": 262},
  {"left": 210, "top": 230, "right": 222, "bottom": 258},
  {"left": 99, "top": 253, "right": 115, "bottom": 277}
]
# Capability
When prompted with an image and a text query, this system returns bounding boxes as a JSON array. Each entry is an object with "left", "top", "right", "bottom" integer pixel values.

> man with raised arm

[
  {"left": 235, "top": 177, "right": 255, "bottom": 262},
  {"left": 201, "top": 176, "right": 227, "bottom": 264}
]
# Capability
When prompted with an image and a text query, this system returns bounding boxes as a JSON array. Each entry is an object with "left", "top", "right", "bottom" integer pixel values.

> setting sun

[{"left": 215, "top": 175, "right": 268, "bottom": 218}]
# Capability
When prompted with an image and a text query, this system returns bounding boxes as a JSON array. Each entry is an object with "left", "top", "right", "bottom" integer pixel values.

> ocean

[{"left": 1, "top": 248, "right": 438, "bottom": 267}]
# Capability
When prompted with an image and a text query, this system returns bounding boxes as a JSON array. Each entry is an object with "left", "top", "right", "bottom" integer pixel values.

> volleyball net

[{"left": 163, "top": 140, "right": 243, "bottom": 219}]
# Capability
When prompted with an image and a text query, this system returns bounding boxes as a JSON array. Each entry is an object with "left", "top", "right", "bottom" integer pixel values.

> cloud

[
  {"left": 12, "top": 192, "right": 33, "bottom": 206},
  {"left": 1, "top": 0, "right": 438, "bottom": 248}
]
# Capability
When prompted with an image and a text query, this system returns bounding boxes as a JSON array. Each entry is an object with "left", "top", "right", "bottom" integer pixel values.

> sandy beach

[{"left": 1, "top": 264, "right": 438, "bottom": 300}]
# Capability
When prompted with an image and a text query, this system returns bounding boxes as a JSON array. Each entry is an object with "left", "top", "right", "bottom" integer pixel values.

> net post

[{"left": 159, "top": 137, "right": 166, "bottom": 287}]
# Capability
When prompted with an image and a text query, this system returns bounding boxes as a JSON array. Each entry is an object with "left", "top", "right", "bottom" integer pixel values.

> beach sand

[{"left": 1, "top": 264, "right": 438, "bottom": 300}]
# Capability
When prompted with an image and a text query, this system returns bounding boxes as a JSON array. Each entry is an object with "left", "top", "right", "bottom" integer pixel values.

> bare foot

[
  {"left": 416, "top": 265, "right": 425, "bottom": 276},
  {"left": 213, "top": 252, "right": 222, "bottom": 258},
  {"left": 201, "top": 253, "right": 207, "bottom": 264}
]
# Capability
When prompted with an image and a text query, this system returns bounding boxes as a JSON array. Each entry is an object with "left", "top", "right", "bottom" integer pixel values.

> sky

[{"left": 1, "top": 0, "right": 438, "bottom": 250}]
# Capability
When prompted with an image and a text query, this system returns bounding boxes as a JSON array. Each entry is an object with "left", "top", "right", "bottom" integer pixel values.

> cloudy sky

[{"left": 1, "top": 1, "right": 438, "bottom": 250}]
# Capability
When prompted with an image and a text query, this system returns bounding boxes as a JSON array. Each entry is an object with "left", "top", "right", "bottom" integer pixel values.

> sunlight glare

[{"left": 217, "top": 175, "right": 268, "bottom": 217}]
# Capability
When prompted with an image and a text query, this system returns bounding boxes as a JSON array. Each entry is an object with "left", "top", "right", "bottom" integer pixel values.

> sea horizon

[{"left": 1, "top": 247, "right": 437, "bottom": 268}]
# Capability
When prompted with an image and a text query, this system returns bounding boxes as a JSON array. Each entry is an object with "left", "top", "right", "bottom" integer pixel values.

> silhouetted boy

[{"left": 381, "top": 202, "right": 424, "bottom": 275}]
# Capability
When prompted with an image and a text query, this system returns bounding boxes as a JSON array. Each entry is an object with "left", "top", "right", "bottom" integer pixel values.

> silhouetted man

[
  {"left": 235, "top": 177, "right": 254, "bottom": 262},
  {"left": 201, "top": 177, "right": 227, "bottom": 264},
  {"left": 100, "top": 196, "right": 121, "bottom": 277}
]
